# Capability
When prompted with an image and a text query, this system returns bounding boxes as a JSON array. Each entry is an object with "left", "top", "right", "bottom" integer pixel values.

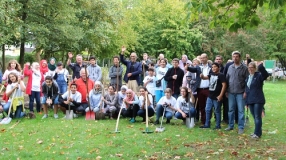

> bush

[{"left": 18, "top": 52, "right": 35, "bottom": 63}]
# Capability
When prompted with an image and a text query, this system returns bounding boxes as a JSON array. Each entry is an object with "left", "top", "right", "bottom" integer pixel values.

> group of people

[{"left": 0, "top": 48, "right": 269, "bottom": 139}]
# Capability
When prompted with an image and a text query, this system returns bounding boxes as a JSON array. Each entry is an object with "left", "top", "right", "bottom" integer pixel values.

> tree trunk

[{"left": 2, "top": 44, "right": 5, "bottom": 72}]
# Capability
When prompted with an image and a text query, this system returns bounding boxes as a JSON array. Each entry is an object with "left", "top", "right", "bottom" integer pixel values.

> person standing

[
  {"left": 164, "top": 58, "right": 184, "bottom": 99},
  {"left": 109, "top": 56, "right": 123, "bottom": 91},
  {"left": 199, "top": 62, "right": 227, "bottom": 129},
  {"left": 179, "top": 54, "right": 192, "bottom": 74},
  {"left": 245, "top": 62, "right": 269, "bottom": 139},
  {"left": 87, "top": 56, "right": 102, "bottom": 82},
  {"left": 67, "top": 52, "right": 85, "bottom": 80},
  {"left": 225, "top": 51, "right": 249, "bottom": 134},
  {"left": 120, "top": 46, "right": 142, "bottom": 93},
  {"left": 53, "top": 62, "right": 69, "bottom": 94}
]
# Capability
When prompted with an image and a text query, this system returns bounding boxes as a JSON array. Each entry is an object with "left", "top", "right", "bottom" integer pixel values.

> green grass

[{"left": 1, "top": 81, "right": 286, "bottom": 160}]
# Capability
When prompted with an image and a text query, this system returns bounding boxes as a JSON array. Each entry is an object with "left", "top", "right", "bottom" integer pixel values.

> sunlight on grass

[{"left": 0, "top": 81, "right": 286, "bottom": 159}]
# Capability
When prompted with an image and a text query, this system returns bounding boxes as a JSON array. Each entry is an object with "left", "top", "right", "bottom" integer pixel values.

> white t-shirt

[
  {"left": 156, "top": 67, "right": 168, "bottom": 90},
  {"left": 6, "top": 82, "right": 25, "bottom": 105},
  {"left": 62, "top": 91, "right": 82, "bottom": 106},
  {"left": 139, "top": 94, "right": 154, "bottom": 109},
  {"left": 31, "top": 71, "right": 42, "bottom": 92},
  {"left": 175, "top": 96, "right": 192, "bottom": 113},
  {"left": 157, "top": 96, "right": 177, "bottom": 113},
  {"left": 143, "top": 75, "right": 156, "bottom": 95}
]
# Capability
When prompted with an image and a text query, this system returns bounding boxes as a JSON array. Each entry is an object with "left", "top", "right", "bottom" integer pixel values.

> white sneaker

[
  {"left": 54, "top": 114, "right": 58, "bottom": 119},
  {"left": 42, "top": 114, "right": 48, "bottom": 119},
  {"left": 73, "top": 113, "right": 78, "bottom": 118}
]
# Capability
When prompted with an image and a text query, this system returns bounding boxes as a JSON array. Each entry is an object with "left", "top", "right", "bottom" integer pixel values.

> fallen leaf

[
  {"left": 231, "top": 151, "right": 238, "bottom": 156},
  {"left": 116, "top": 153, "right": 123, "bottom": 157},
  {"left": 184, "top": 152, "right": 194, "bottom": 157},
  {"left": 96, "top": 156, "right": 102, "bottom": 160},
  {"left": 174, "top": 156, "right": 180, "bottom": 159},
  {"left": 37, "top": 140, "right": 43, "bottom": 144},
  {"left": 1, "top": 129, "right": 6, "bottom": 132}
]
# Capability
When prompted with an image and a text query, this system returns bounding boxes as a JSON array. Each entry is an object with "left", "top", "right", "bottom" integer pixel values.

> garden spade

[
  {"left": 186, "top": 92, "right": 195, "bottom": 128},
  {"left": 66, "top": 75, "right": 73, "bottom": 120},
  {"left": 110, "top": 106, "right": 123, "bottom": 133},
  {"left": 85, "top": 66, "right": 95, "bottom": 120},
  {"left": 0, "top": 90, "right": 16, "bottom": 125},
  {"left": 155, "top": 106, "right": 166, "bottom": 132},
  {"left": 143, "top": 95, "right": 153, "bottom": 134}
]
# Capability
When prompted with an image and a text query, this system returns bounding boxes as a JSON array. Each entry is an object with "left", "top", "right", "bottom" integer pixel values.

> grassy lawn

[{"left": 0, "top": 81, "right": 286, "bottom": 160}]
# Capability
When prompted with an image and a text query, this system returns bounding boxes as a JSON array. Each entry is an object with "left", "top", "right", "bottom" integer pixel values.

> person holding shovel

[
  {"left": 101, "top": 85, "right": 118, "bottom": 119},
  {"left": 174, "top": 87, "right": 196, "bottom": 124},
  {"left": 59, "top": 83, "right": 82, "bottom": 118},
  {"left": 2, "top": 72, "right": 26, "bottom": 118},
  {"left": 137, "top": 87, "right": 155, "bottom": 122},
  {"left": 109, "top": 56, "right": 123, "bottom": 92},
  {"left": 121, "top": 89, "right": 140, "bottom": 123}
]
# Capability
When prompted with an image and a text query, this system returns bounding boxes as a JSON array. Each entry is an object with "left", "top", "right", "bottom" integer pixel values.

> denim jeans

[
  {"left": 205, "top": 97, "right": 222, "bottom": 128},
  {"left": 155, "top": 90, "right": 164, "bottom": 103},
  {"left": 174, "top": 107, "right": 196, "bottom": 120},
  {"left": 137, "top": 106, "right": 155, "bottom": 119},
  {"left": 155, "top": 104, "right": 173, "bottom": 121},
  {"left": 249, "top": 103, "right": 263, "bottom": 137},
  {"left": 3, "top": 103, "right": 25, "bottom": 118},
  {"left": 29, "top": 91, "right": 41, "bottom": 112},
  {"left": 228, "top": 93, "right": 245, "bottom": 129}
]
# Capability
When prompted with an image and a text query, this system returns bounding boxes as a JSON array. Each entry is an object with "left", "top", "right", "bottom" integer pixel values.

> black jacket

[{"left": 164, "top": 67, "right": 184, "bottom": 95}]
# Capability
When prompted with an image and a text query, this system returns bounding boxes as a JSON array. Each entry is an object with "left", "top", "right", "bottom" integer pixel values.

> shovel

[
  {"left": 84, "top": 66, "right": 95, "bottom": 120},
  {"left": 65, "top": 80, "right": 73, "bottom": 120},
  {"left": 0, "top": 85, "right": 4, "bottom": 94},
  {"left": 0, "top": 90, "right": 16, "bottom": 125},
  {"left": 245, "top": 106, "right": 249, "bottom": 126},
  {"left": 111, "top": 107, "right": 123, "bottom": 133},
  {"left": 142, "top": 95, "right": 153, "bottom": 134},
  {"left": 186, "top": 92, "right": 195, "bottom": 128},
  {"left": 155, "top": 106, "right": 166, "bottom": 132}
]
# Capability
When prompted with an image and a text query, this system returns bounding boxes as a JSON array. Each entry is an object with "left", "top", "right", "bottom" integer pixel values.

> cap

[{"left": 232, "top": 51, "right": 241, "bottom": 57}]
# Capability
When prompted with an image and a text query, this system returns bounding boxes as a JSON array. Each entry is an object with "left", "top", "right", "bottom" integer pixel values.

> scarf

[
  {"left": 92, "top": 81, "right": 103, "bottom": 94},
  {"left": 124, "top": 89, "right": 135, "bottom": 102},
  {"left": 48, "top": 57, "right": 56, "bottom": 71}
]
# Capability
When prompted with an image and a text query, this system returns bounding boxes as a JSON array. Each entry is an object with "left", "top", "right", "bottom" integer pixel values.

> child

[
  {"left": 155, "top": 59, "right": 168, "bottom": 103},
  {"left": 41, "top": 76, "right": 59, "bottom": 119},
  {"left": 117, "top": 85, "right": 128, "bottom": 107},
  {"left": 174, "top": 87, "right": 196, "bottom": 125},
  {"left": 143, "top": 68, "right": 156, "bottom": 96},
  {"left": 121, "top": 89, "right": 139, "bottom": 123},
  {"left": 137, "top": 87, "right": 155, "bottom": 122},
  {"left": 154, "top": 88, "right": 177, "bottom": 124},
  {"left": 3, "top": 72, "right": 26, "bottom": 118},
  {"left": 59, "top": 83, "right": 82, "bottom": 118},
  {"left": 102, "top": 85, "right": 118, "bottom": 119},
  {"left": 2, "top": 60, "right": 22, "bottom": 82}
]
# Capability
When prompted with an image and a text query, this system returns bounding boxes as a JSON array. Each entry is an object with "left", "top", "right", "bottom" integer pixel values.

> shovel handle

[
  {"left": 115, "top": 107, "right": 123, "bottom": 131},
  {"left": 7, "top": 89, "right": 17, "bottom": 117}
]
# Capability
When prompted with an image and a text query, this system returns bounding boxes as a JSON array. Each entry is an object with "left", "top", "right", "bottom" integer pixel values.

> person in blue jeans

[
  {"left": 53, "top": 62, "right": 69, "bottom": 94},
  {"left": 3, "top": 72, "right": 26, "bottom": 118},
  {"left": 245, "top": 62, "right": 269, "bottom": 139},
  {"left": 199, "top": 62, "right": 227, "bottom": 129},
  {"left": 154, "top": 88, "right": 177, "bottom": 124},
  {"left": 174, "top": 87, "right": 196, "bottom": 125},
  {"left": 137, "top": 87, "right": 155, "bottom": 122},
  {"left": 225, "top": 51, "right": 249, "bottom": 134}
]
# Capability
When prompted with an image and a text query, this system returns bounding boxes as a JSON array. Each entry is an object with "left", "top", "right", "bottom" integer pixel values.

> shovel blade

[
  {"left": 0, "top": 117, "right": 12, "bottom": 125},
  {"left": 85, "top": 111, "right": 95, "bottom": 120},
  {"left": 155, "top": 127, "right": 165, "bottom": 132},
  {"left": 66, "top": 110, "right": 74, "bottom": 120}
]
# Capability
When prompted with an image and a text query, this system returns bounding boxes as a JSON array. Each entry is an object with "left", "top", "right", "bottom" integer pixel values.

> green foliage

[{"left": 18, "top": 52, "right": 35, "bottom": 64}]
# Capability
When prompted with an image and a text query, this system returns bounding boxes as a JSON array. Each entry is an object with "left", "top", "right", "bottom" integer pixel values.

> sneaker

[
  {"left": 238, "top": 129, "right": 244, "bottom": 134},
  {"left": 200, "top": 125, "right": 210, "bottom": 129},
  {"left": 249, "top": 133, "right": 255, "bottom": 137},
  {"left": 224, "top": 127, "right": 233, "bottom": 131},
  {"left": 154, "top": 120, "right": 159, "bottom": 125},
  {"left": 42, "top": 114, "right": 48, "bottom": 119},
  {"left": 213, "top": 126, "right": 221, "bottom": 130},
  {"left": 166, "top": 119, "right": 170, "bottom": 124},
  {"left": 73, "top": 113, "right": 78, "bottom": 118},
  {"left": 251, "top": 134, "right": 260, "bottom": 139},
  {"left": 54, "top": 114, "right": 58, "bottom": 119},
  {"left": 130, "top": 118, "right": 136, "bottom": 123}
]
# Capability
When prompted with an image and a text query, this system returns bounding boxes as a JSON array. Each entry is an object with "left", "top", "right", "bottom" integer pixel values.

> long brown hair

[
  {"left": 7, "top": 60, "right": 22, "bottom": 72},
  {"left": 7, "top": 72, "right": 19, "bottom": 84},
  {"left": 180, "top": 87, "right": 189, "bottom": 103}
]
